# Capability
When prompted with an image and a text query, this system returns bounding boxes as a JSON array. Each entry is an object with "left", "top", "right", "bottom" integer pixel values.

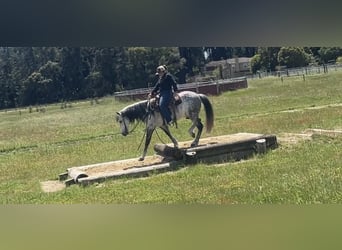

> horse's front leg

[
  {"left": 139, "top": 127, "right": 154, "bottom": 161},
  {"left": 160, "top": 125, "right": 179, "bottom": 148}
]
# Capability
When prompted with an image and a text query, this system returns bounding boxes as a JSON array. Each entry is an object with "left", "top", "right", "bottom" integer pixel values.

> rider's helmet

[{"left": 156, "top": 65, "right": 167, "bottom": 75}]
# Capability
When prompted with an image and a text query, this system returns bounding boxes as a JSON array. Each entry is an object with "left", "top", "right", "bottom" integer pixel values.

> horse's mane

[{"left": 120, "top": 100, "right": 148, "bottom": 123}]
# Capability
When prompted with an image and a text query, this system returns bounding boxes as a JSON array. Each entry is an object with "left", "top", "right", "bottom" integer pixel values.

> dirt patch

[
  {"left": 277, "top": 129, "right": 342, "bottom": 146},
  {"left": 41, "top": 180, "right": 65, "bottom": 193},
  {"left": 304, "top": 128, "right": 342, "bottom": 137},
  {"left": 277, "top": 133, "right": 313, "bottom": 146}
]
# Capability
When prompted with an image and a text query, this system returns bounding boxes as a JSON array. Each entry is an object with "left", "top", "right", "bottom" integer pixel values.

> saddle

[
  {"left": 148, "top": 92, "right": 182, "bottom": 110},
  {"left": 148, "top": 92, "right": 182, "bottom": 126}
]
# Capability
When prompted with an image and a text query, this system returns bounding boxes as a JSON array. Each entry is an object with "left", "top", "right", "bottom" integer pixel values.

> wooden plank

[
  {"left": 77, "top": 161, "right": 184, "bottom": 186},
  {"left": 67, "top": 155, "right": 164, "bottom": 173}
]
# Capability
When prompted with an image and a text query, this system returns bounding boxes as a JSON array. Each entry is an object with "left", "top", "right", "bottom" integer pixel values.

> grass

[{"left": 0, "top": 71, "right": 342, "bottom": 204}]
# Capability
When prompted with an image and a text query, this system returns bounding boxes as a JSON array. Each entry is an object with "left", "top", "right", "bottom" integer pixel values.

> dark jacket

[{"left": 151, "top": 73, "right": 178, "bottom": 95}]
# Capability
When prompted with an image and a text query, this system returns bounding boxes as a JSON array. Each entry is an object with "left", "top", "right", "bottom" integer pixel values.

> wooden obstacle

[
  {"left": 59, "top": 133, "right": 278, "bottom": 186},
  {"left": 154, "top": 133, "right": 277, "bottom": 164}
]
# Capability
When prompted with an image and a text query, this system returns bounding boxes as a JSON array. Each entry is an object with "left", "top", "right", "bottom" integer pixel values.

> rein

[
  {"left": 123, "top": 110, "right": 150, "bottom": 151},
  {"left": 120, "top": 108, "right": 149, "bottom": 135},
  {"left": 137, "top": 100, "right": 168, "bottom": 148},
  {"left": 119, "top": 99, "right": 170, "bottom": 151},
  {"left": 125, "top": 117, "right": 141, "bottom": 134},
  {"left": 154, "top": 128, "right": 167, "bottom": 144}
]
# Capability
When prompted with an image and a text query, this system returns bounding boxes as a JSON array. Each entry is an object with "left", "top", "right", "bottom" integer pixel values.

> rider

[{"left": 148, "top": 65, "right": 178, "bottom": 126}]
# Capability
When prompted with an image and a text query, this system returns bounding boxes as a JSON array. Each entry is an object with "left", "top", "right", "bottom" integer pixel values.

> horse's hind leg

[
  {"left": 188, "top": 123, "right": 196, "bottom": 138},
  {"left": 160, "top": 125, "right": 179, "bottom": 148},
  {"left": 191, "top": 118, "right": 203, "bottom": 147}
]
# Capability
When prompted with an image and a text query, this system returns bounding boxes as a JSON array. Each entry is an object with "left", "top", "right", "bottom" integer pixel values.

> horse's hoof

[{"left": 138, "top": 157, "right": 144, "bottom": 161}]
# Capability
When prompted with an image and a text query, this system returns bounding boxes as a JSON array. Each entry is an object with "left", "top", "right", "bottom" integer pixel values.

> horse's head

[{"left": 116, "top": 112, "right": 130, "bottom": 136}]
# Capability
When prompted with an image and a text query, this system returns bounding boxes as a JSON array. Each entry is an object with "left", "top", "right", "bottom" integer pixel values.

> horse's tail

[{"left": 199, "top": 94, "right": 214, "bottom": 133}]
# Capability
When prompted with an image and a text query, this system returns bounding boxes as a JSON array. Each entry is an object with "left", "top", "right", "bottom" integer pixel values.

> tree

[
  {"left": 126, "top": 47, "right": 151, "bottom": 89},
  {"left": 0, "top": 48, "right": 15, "bottom": 108},
  {"left": 248, "top": 47, "right": 280, "bottom": 72},
  {"left": 153, "top": 47, "right": 182, "bottom": 83},
  {"left": 38, "top": 61, "right": 63, "bottom": 102},
  {"left": 0, "top": 47, "right": 27, "bottom": 108},
  {"left": 243, "top": 47, "right": 258, "bottom": 57},
  {"left": 231, "top": 47, "right": 258, "bottom": 58},
  {"left": 257, "top": 47, "right": 280, "bottom": 71},
  {"left": 60, "top": 47, "right": 83, "bottom": 100},
  {"left": 205, "top": 47, "right": 229, "bottom": 61},
  {"left": 318, "top": 47, "right": 342, "bottom": 63},
  {"left": 21, "top": 72, "right": 49, "bottom": 105},
  {"left": 126, "top": 47, "right": 182, "bottom": 88},
  {"left": 178, "top": 47, "right": 205, "bottom": 82},
  {"left": 1, "top": 46, "right": 256, "bottom": 109},
  {"left": 277, "top": 47, "right": 311, "bottom": 68},
  {"left": 84, "top": 71, "right": 104, "bottom": 98},
  {"left": 21, "top": 61, "right": 63, "bottom": 105},
  {"left": 250, "top": 54, "right": 262, "bottom": 73},
  {"left": 113, "top": 47, "right": 130, "bottom": 91},
  {"left": 92, "top": 48, "right": 117, "bottom": 95},
  {"left": 204, "top": 47, "right": 257, "bottom": 61}
]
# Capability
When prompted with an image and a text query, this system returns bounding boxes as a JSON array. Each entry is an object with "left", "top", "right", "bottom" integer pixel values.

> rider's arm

[{"left": 169, "top": 74, "right": 178, "bottom": 92}]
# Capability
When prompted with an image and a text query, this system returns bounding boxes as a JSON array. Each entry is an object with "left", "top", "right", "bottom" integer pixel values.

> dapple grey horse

[{"left": 116, "top": 91, "right": 214, "bottom": 161}]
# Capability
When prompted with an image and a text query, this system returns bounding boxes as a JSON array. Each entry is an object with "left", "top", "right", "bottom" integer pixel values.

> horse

[{"left": 115, "top": 90, "right": 214, "bottom": 161}]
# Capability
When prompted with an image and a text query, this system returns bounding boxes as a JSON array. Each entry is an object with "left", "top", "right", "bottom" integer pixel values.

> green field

[{"left": 1, "top": 71, "right": 341, "bottom": 204}]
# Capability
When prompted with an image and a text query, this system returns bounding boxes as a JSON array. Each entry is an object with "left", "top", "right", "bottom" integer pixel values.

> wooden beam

[
  {"left": 77, "top": 161, "right": 184, "bottom": 186},
  {"left": 154, "top": 134, "right": 277, "bottom": 164}
]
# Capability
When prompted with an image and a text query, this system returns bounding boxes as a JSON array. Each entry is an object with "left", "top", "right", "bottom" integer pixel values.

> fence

[
  {"left": 113, "top": 77, "right": 248, "bottom": 101},
  {"left": 248, "top": 63, "right": 342, "bottom": 79}
]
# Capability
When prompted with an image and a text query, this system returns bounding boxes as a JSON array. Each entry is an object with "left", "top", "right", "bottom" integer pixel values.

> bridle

[
  {"left": 117, "top": 112, "right": 129, "bottom": 135},
  {"left": 117, "top": 111, "right": 149, "bottom": 135},
  {"left": 117, "top": 102, "right": 167, "bottom": 150}
]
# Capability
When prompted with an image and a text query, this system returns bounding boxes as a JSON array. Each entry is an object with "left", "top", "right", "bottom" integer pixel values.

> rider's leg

[{"left": 159, "top": 91, "right": 172, "bottom": 125}]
